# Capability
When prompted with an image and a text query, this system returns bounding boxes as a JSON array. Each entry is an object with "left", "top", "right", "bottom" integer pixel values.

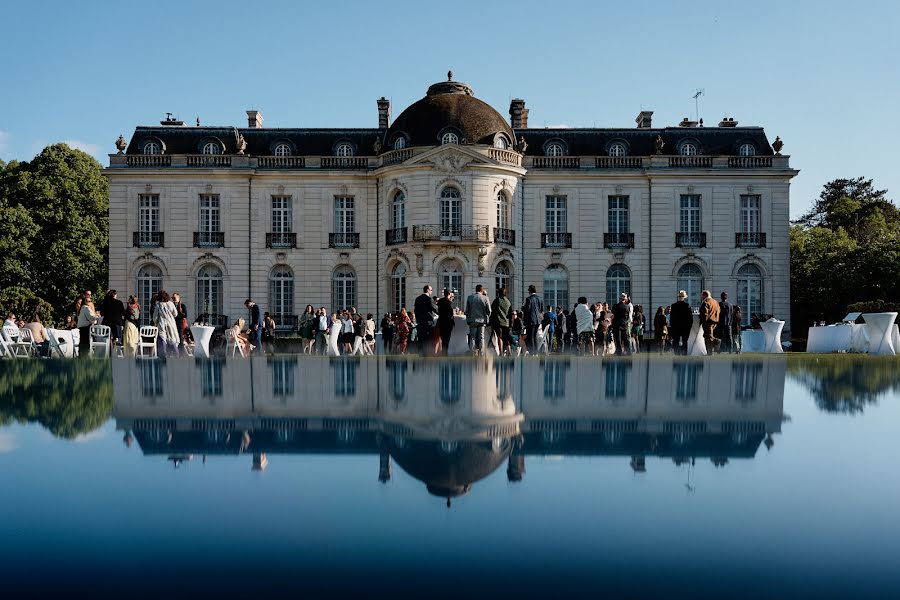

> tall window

[
  {"left": 739, "top": 143, "right": 756, "bottom": 156},
  {"left": 391, "top": 191, "right": 405, "bottom": 230},
  {"left": 272, "top": 196, "right": 292, "bottom": 233},
  {"left": 440, "top": 187, "right": 461, "bottom": 233},
  {"left": 543, "top": 361, "right": 567, "bottom": 399},
  {"left": 388, "top": 360, "right": 407, "bottom": 402},
  {"left": 196, "top": 265, "right": 223, "bottom": 320},
  {"left": 199, "top": 194, "right": 220, "bottom": 234},
  {"left": 674, "top": 363, "right": 702, "bottom": 400},
  {"left": 334, "top": 360, "right": 358, "bottom": 398},
  {"left": 143, "top": 141, "right": 160, "bottom": 155},
  {"left": 679, "top": 194, "right": 701, "bottom": 233},
  {"left": 439, "top": 261, "right": 463, "bottom": 311},
  {"left": 139, "top": 194, "right": 160, "bottom": 244},
  {"left": 334, "top": 196, "right": 355, "bottom": 233},
  {"left": 271, "top": 358, "right": 296, "bottom": 396},
  {"left": 737, "top": 264, "right": 763, "bottom": 325},
  {"left": 273, "top": 143, "right": 291, "bottom": 156},
  {"left": 136, "top": 265, "right": 162, "bottom": 326},
  {"left": 441, "top": 132, "right": 459, "bottom": 145},
  {"left": 335, "top": 143, "right": 354, "bottom": 157},
  {"left": 202, "top": 142, "right": 221, "bottom": 155},
  {"left": 543, "top": 265, "right": 569, "bottom": 309},
  {"left": 679, "top": 142, "right": 698, "bottom": 156},
  {"left": 545, "top": 195, "right": 567, "bottom": 233},
  {"left": 391, "top": 263, "right": 406, "bottom": 312},
  {"left": 604, "top": 362, "right": 631, "bottom": 399},
  {"left": 497, "top": 192, "right": 510, "bottom": 230},
  {"left": 605, "top": 264, "right": 631, "bottom": 306},
  {"left": 495, "top": 262, "right": 512, "bottom": 299},
  {"left": 439, "top": 364, "right": 462, "bottom": 403},
  {"left": 608, "top": 142, "right": 627, "bottom": 157},
  {"left": 201, "top": 360, "right": 223, "bottom": 397},
  {"left": 740, "top": 195, "right": 761, "bottom": 234},
  {"left": 677, "top": 264, "right": 704, "bottom": 305},
  {"left": 546, "top": 142, "right": 564, "bottom": 157},
  {"left": 332, "top": 266, "right": 356, "bottom": 311},
  {"left": 608, "top": 195, "right": 629, "bottom": 234},
  {"left": 269, "top": 266, "right": 294, "bottom": 325}
]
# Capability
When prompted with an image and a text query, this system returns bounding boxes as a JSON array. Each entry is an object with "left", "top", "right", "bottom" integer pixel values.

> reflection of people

[{"left": 670, "top": 291, "right": 693, "bottom": 355}]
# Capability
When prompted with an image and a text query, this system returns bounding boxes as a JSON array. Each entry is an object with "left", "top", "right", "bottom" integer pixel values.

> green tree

[{"left": 795, "top": 177, "right": 898, "bottom": 230}]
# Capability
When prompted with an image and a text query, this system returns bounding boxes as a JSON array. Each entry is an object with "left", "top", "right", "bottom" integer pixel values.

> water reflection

[
  {"left": 788, "top": 355, "right": 900, "bottom": 413},
  {"left": 109, "top": 356, "right": 790, "bottom": 502}
]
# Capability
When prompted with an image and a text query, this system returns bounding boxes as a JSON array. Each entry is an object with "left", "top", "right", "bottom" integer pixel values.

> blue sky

[{"left": 1, "top": 0, "right": 897, "bottom": 218}]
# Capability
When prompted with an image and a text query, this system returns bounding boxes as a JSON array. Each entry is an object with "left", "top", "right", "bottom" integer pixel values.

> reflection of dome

[
  {"left": 386, "top": 437, "right": 512, "bottom": 502},
  {"left": 386, "top": 76, "right": 513, "bottom": 148}
]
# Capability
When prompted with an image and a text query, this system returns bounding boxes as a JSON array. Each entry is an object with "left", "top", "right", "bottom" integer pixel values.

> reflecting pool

[{"left": 1, "top": 355, "right": 900, "bottom": 597}]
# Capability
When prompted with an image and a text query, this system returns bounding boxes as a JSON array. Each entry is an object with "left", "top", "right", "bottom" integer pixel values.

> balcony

[
  {"left": 675, "top": 232, "right": 707, "bottom": 248},
  {"left": 494, "top": 227, "right": 516, "bottom": 245},
  {"left": 126, "top": 155, "right": 171, "bottom": 167},
  {"left": 272, "top": 314, "right": 298, "bottom": 331},
  {"left": 321, "top": 157, "right": 369, "bottom": 169},
  {"left": 488, "top": 148, "right": 522, "bottom": 167},
  {"left": 669, "top": 156, "right": 712, "bottom": 168},
  {"left": 532, "top": 156, "right": 581, "bottom": 169},
  {"left": 541, "top": 232, "right": 573, "bottom": 248},
  {"left": 385, "top": 227, "right": 408, "bottom": 246},
  {"left": 266, "top": 232, "right": 297, "bottom": 249},
  {"left": 596, "top": 156, "right": 644, "bottom": 169},
  {"left": 258, "top": 156, "right": 305, "bottom": 169},
  {"left": 193, "top": 231, "right": 225, "bottom": 248},
  {"left": 381, "top": 148, "right": 413, "bottom": 165},
  {"left": 329, "top": 232, "right": 360, "bottom": 248},
  {"left": 603, "top": 232, "right": 634, "bottom": 249},
  {"left": 133, "top": 231, "right": 164, "bottom": 248},
  {"left": 413, "top": 224, "right": 490, "bottom": 243},
  {"left": 186, "top": 155, "right": 232, "bottom": 167},
  {"left": 735, "top": 232, "right": 766, "bottom": 248},
  {"left": 728, "top": 156, "right": 773, "bottom": 168}
]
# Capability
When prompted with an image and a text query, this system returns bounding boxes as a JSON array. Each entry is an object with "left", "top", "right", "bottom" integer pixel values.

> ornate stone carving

[
  {"left": 517, "top": 136, "right": 528, "bottom": 153},
  {"left": 373, "top": 139, "right": 382, "bottom": 154},
  {"left": 339, "top": 252, "right": 350, "bottom": 263},
  {"left": 493, "top": 179, "right": 510, "bottom": 193},
  {"left": 552, "top": 185, "right": 561, "bottom": 194},
  {"left": 389, "top": 179, "right": 409, "bottom": 198},
  {"left": 236, "top": 134, "right": 247, "bottom": 155},
  {"left": 433, "top": 150, "right": 470, "bottom": 174},
  {"left": 415, "top": 252, "right": 424, "bottom": 276},
  {"left": 115, "top": 135, "right": 127, "bottom": 154},
  {"left": 275, "top": 252, "right": 287, "bottom": 263},
  {"left": 435, "top": 176, "right": 466, "bottom": 196},
  {"left": 205, "top": 184, "right": 213, "bottom": 192},
  {"left": 687, "top": 185, "right": 695, "bottom": 193},
  {"left": 655, "top": 135, "right": 665, "bottom": 154},
  {"left": 747, "top": 185, "right": 754, "bottom": 193},
  {"left": 772, "top": 136, "right": 784, "bottom": 155},
  {"left": 477, "top": 246, "right": 488, "bottom": 275},
  {"left": 145, "top": 184, "right": 152, "bottom": 192},
  {"left": 615, "top": 185, "right": 623, "bottom": 195},
  {"left": 340, "top": 184, "right": 349, "bottom": 194}
]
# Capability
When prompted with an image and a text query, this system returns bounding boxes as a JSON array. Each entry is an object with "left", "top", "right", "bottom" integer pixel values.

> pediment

[{"left": 405, "top": 144, "right": 494, "bottom": 173}]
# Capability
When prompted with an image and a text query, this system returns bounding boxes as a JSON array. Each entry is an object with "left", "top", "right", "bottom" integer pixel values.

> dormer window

[
  {"left": 494, "top": 136, "right": 509, "bottom": 150},
  {"left": 202, "top": 142, "right": 222, "bottom": 155},
  {"left": 679, "top": 142, "right": 698, "bottom": 156},
  {"left": 441, "top": 132, "right": 459, "bottom": 145},
  {"left": 393, "top": 137, "right": 407, "bottom": 150},
  {"left": 608, "top": 142, "right": 627, "bottom": 157},
  {"left": 546, "top": 142, "right": 565, "bottom": 157},
  {"left": 739, "top": 143, "right": 756, "bottom": 156},
  {"left": 274, "top": 143, "right": 292, "bottom": 157},
  {"left": 335, "top": 143, "right": 354, "bottom": 157},
  {"left": 143, "top": 141, "right": 161, "bottom": 155}
]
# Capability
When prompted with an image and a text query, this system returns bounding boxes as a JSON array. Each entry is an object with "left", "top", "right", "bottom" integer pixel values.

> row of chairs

[{"left": 0, "top": 324, "right": 162, "bottom": 358}]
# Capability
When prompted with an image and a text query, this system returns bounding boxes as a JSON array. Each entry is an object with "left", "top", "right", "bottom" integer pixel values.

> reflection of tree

[
  {"left": 788, "top": 356, "right": 900, "bottom": 414},
  {"left": 0, "top": 361, "right": 113, "bottom": 438}
]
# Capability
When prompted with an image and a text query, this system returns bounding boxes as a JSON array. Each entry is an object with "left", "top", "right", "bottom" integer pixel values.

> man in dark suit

[
  {"left": 437, "top": 288, "right": 455, "bottom": 355},
  {"left": 669, "top": 290, "right": 693, "bottom": 355},
  {"left": 245, "top": 298, "right": 263, "bottom": 353},
  {"left": 413, "top": 285, "right": 438, "bottom": 355},
  {"left": 522, "top": 284, "right": 544, "bottom": 354}
]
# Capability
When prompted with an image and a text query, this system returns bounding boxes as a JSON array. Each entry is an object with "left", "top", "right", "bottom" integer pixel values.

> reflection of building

[{"left": 114, "top": 356, "right": 784, "bottom": 498}]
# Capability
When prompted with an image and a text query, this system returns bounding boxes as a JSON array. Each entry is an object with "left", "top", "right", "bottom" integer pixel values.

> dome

[{"left": 385, "top": 75, "right": 514, "bottom": 149}]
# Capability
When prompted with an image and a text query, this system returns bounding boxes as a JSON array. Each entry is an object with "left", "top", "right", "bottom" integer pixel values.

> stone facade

[{"left": 105, "top": 77, "right": 797, "bottom": 333}]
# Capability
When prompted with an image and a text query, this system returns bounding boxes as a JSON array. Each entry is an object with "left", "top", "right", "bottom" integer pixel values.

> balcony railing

[
  {"left": 186, "top": 155, "right": 232, "bottom": 167},
  {"left": 728, "top": 156, "right": 772, "bottom": 168},
  {"left": 193, "top": 231, "right": 225, "bottom": 247},
  {"left": 675, "top": 232, "right": 707, "bottom": 248},
  {"left": 488, "top": 148, "right": 522, "bottom": 167},
  {"left": 321, "top": 157, "right": 369, "bottom": 169},
  {"left": 735, "top": 232, "right": 766, "bottom": 248},
  {"left": 133, "top": 231, "right": 164, "bottom": 247},
  {"left": 603, "top": 232, "right": 634, "bottom": 249},
  {"left": 532, "top": 156, "right": 581, "bottom": 169},
  {"left": 258, "top": 156, "right": 305, "bottom": 169},
  {"left": 596, "top": 156, "right": 643, "bottom": 168},
  {"left": 126, "top": 155, "right": 171, "bottom": 167},
  {"left": 494, "top": 227, "right": 516, "bottom": 245},
  {"left": 381, "top": 148, "right": 413, "bottom": 165},
  {"left": 196, "top": 313, "right": 229, "bottom": 330},
  {"left": 329, "top": 232, "right": 360, "bottom": 248},
  {"left": 669, "top": 156, "right": 712, "bottom": 168},
  {"left": 413, "top": 224, "right": 491, "bottom": 243},
  {"left": 266, "top": 232, "right": 297, "bottom": 249},
  {"left": 385, "top": 227, "right": 408, "bottom": 246},
  {"left": 541, "top": 232, "right": 573, "bottom": 248},
  {"left": 272, "top": 314, "right": 298, "bottom": 331}
]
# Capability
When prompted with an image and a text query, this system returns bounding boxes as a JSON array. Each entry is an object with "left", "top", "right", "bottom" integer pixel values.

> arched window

[
  {"left": 136, "top": 264, "right": 162, "bottom": 326},
  {"left": 196, "top": 264, "right": 223, "bottom": 321},
  {"left": 390, "top": 263, "right": 406, "bottom": 313},
  {"left": 441, "top": 132, "right": 459, "bottom": 145},
  {"left": 143, "top": 141, "right": 161, "bottom": 155},
  {"left": 679, "top": 142, "right": 698, "bottom": 156},
  {"left": 543, "top": 265, "right": 569, "bottom": 309},
  {"left": 546, "top": 142, "right": 565, "bottom": 157},
  {"left": 439, "top": 261, "right": 463, "bottom": 311},
  {"left": 608, "top": 142, "right": 627, "bottom": 157},
  {"left": 495, "top": 262, "right": 512, "bottom": 299},
  {"left": 496, "top": 191, "right": 510, "bottom": 230},
  {"left": 273, "top": 143, "right": 292, "bottom": 157},
  {"left": 677, "top": 264, "right": 704, "bottom": 306},
  {"left": 739, "top": 143, "right": 756, "bottom": 157},
  {"left": 269, "top": 266, "right": 294, "bottom": 329},
  {"left": 202, "top": 142, "right": 221, "bottom": 155},
  {"left": 335, "top": 143, "right": 354, "bottom": 157},
  {"left": 392, "top": 191, "right": 405, "bottom": 230},
  {"left": 332, "top": 266, "right": 356, "bottom": 311},
  {"left": 605, "top": 264, "right": 631, "bottom": 306},
  {"left": 440, "top": 187, "right": 461, "bottom": 234},
  {"left": 494, "top": 136, "right": 509, "bottom": 150},
  {"left": 393, "top": 137, "right": 407, "bottom": 150},
  {"left": 737, "top": 264, "right": 763, "bottom": 326}
]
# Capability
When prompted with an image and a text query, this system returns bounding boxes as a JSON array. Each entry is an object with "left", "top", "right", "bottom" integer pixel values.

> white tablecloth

[
  {"left": 447, "top": 315, "right": 470, "bottom": 355},
  {"left": 760, "top": 319, "right": 785, "bottom": 353},
  {"left": 327, "top": 325, "right": 342, "bottom": 356},
  {"left": 190, "top": 325, "right": 215, "bottom": 358},
  {"left": 863, "top": 312, "right": 898, "bottom": 355},
  {"left": 741, "top": 330, "right": 766, "bottom": 353},
  {"left": 687, "top": 322, "right": 707, "bottom": 356}
]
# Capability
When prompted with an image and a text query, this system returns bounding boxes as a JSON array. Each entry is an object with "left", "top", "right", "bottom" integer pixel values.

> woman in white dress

[{"left": 153, "top": 290, "right": 180, "bottom": 356}]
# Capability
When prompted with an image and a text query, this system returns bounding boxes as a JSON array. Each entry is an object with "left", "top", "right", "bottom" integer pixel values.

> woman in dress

[
  {"left": 395, "top": 308, "right": 411, "bottom": 354},
  {"left": 300, "top": 304, "right": 316, "bottom": 354},
  {"left": 123, "top": 295, "right": 141, "bottom": 356},
  {"left": 153, "top": 290, "right": 180, "bottom": 356},
  {"left": 509, "top": 310, "right": 524, "bottom": 355},
  {"left": 263, "top": 312, "right": 276, "bottom": 353},
  {"left": 654, "top": 306, "right": 668, "bottom": 353},
  {"left": 229, "top": 318, "right": 251, "bottom": 355}
]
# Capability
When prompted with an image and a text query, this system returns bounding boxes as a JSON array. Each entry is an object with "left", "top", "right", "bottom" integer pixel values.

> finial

[
  {"left": 772, "top": 136, "right": 784, "bottom": 155},
  {"left": 115, "top": 134, "right": 127, "bottom": 154},
  {"left": 196, "top": 117, "right": 200, "bottom": 127},
  {"left": 448, "top": 69, "right": 453, "bottom": 81}
]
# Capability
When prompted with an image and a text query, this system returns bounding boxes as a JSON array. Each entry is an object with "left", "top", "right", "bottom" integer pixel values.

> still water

[{"left": 1, "top": 355, "right": 899, "bottom": 598}]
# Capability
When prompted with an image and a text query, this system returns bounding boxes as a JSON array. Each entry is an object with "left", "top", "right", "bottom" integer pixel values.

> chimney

[
  {"left": 718, "top": 117, "right": 738, "bottom": 127},
  {"left": 678, "top": 117, "right": 699, "bottom": 127},
  {"left": 509, "top": 98, "right": 528, "bottom": 129},
  {"left": 246, "top": 110, "right": 263, "bottom": 128},
  {"left": 377, "top": 97, "right": 391, "bottom": 129},
  {"left": 635, "top": 110, "right": 653, "bottom": 128}
]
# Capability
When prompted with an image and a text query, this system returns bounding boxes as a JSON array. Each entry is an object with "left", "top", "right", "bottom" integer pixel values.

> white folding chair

[
  {"left": 90, "top": 325, "right": 111, "bottom": 358},
  {"left": 47, "top": 331, "right": 69, "bottom": 358},
  {"left": 2, "top": 325, "right": 24, "bottom": 358},
  {"left": 138, "top": 326, "right": 158, "bottom": 358},
  {"left": 225, "top": 329, "right": 245, "bottom": 357},
  {"left": 535, "top": 325, "right": 550, "bottom": 355},
  {"left": 17, "top": 328, "right": 37, "bottom": 358}
]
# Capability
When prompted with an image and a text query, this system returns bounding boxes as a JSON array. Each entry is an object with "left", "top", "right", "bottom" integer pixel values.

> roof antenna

[
  {"left": 165, "top": 112, "right": 173, "bottom": 122},
  {"left": 692, "top": 89, "right": 705, "bottom": 123}
]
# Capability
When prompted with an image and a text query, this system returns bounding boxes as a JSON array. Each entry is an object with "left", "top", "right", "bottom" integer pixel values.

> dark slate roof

[
  {"left": 514, "top": 127, "right": 773, "bottom": 156},
  {"left": 385, "top": 92, "right": 514, "bottom": 148}
]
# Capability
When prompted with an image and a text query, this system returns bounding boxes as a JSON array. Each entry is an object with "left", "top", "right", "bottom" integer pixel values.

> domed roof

[{"left": 385, "top": 74, "right": 514, "bottom": 148}]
